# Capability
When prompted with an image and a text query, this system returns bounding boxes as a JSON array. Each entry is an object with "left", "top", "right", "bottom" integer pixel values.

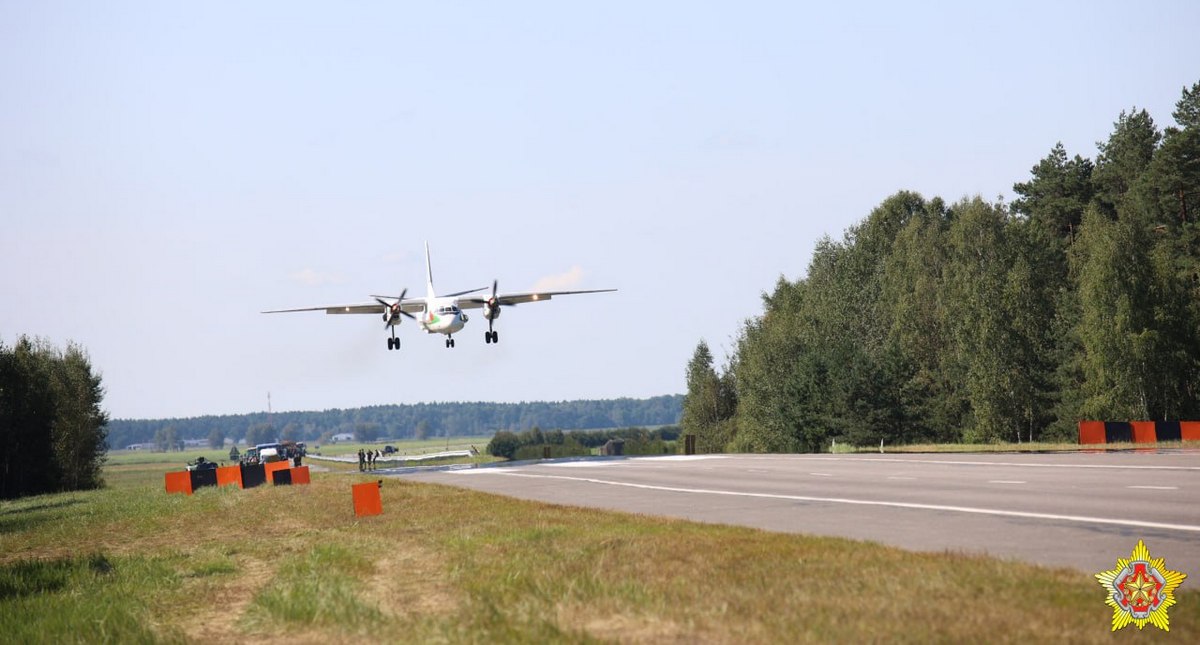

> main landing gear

[
  {"left": 387, "top": 330, "right": 401, "bottom": 351},
  {"left": 484, "top": 330, "right": 499, "bottom": 344},
  {"left": 445, "top": 336, "right": 456, "bottom": 348}
]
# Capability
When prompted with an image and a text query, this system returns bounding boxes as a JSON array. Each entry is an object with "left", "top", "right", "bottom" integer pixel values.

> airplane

[{"left": 263, "top": 243, "right": 616, "bottom": 351}]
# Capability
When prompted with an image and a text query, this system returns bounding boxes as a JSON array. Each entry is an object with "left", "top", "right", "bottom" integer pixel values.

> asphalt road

[{"left": 400, "top": 452, "right": 1200, "bottom": 573}]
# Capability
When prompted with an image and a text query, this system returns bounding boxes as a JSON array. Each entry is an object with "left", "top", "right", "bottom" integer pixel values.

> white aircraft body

[{"left": 264, "top": 243, "right": 616, "bottom": 350}]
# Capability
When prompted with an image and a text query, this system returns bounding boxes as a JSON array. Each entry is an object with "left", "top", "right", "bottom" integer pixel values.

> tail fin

[{"left": 424, "top": 241, "right": 436, "bottom": 300}]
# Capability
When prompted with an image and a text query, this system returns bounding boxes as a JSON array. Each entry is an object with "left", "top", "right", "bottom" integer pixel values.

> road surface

[{"left": 401, "top": 451, "right": 1200, "bottom": 572}]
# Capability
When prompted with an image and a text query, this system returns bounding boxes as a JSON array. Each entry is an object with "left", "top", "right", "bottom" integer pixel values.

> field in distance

[{"left": 2, "top": 452, "right": 1197, "bottom": 642}]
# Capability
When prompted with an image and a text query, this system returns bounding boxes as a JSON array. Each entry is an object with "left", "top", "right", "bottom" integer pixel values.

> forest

[
  {"left": 683, "top": 81, "right": 1200, "bottom": 452},
  {"left": 105, "top": 395, "right": 683, "bottom": 450}
]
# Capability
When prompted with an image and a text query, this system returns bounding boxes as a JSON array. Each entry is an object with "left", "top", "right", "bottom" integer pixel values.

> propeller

[
  {"left": 484, "top": 280, "right": 500, "bottom": 318},
  {"left": 375, "top": 288, "right": 415, "bottom": 328},
  {"left": 482, "top": 279, "right": 517, "bottom": 336}
]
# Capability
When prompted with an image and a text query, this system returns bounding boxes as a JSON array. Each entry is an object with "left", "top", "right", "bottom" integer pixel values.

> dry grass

[{"left": 1, "top": 455, "right": 1197, "bottom": 643}]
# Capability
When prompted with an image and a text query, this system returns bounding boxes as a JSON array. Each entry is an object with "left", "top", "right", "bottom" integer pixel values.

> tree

[
  {"left": 0, "top": 336, "right": 108, "bottom": 499},
  {"left": 486, "top": 431, "right": 519, "bottom": 459},
  {"left": 207, "top": 427, "right": 225, "bottom": 450},
  {"left": 681, "top": 340, "right": 736, "bottom": 452},
  {"left": 244, "top": 423, "right": 274, "bottom": 447},
  {"left": 354, "top": 422, "right": 380, "bottom": 443},
  {"left": 1011, "top": 142, "right": 1094, "bottom": 242},
  {"left": 1093, "top": 108, "right": 1160, "bottom": 217},
  {"left": 1072, "top": 207, "right": 1157, "bottom": 419},
  {"left": 155, "top": 426, "right": 179, "bottom": 452}
]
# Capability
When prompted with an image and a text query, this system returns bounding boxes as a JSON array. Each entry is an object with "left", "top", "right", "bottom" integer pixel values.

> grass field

[{"left": 2, "top": 452, "right": 1197, "bottom": 643}]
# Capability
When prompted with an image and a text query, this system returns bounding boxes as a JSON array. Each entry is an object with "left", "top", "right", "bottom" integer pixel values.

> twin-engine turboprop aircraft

[{"left": 264, "top": 243, "right": 616, "bottom": 351}]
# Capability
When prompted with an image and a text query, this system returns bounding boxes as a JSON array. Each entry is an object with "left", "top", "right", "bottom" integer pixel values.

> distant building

[{"left": 331, "top": 433, "right": 355, "bottom": 443}]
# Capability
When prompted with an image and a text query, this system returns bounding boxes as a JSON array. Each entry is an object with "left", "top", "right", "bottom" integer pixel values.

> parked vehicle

[{"left": 186, "top": 456, "right": 218, "bottom": 471}]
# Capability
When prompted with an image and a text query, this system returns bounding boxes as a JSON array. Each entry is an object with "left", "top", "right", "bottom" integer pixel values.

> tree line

[
  {"left": 486, "top": 425, "right": 680, "bottom": 460},
  {"left": 684, "top": 81, "right": 1200, "bottom": 452},
  {"left": 107, "top": 395, "right": 683, "bottom": 449},
  {"left": 0, "top": 336, "right": 108, "bottom": 499}
]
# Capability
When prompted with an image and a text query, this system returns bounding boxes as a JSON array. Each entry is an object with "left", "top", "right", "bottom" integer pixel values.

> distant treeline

[
  {"left": 683, "top": 81, "right": 1200, "bottom": 452},
  {"left": 107, "top": 395, "right": 683, "bottom": 449},
  {"left": 1, "top": 336, "right": 108, "bottom": 499}
]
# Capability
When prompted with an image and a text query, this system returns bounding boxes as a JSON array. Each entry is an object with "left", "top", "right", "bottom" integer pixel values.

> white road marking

[
  {"left": 989, "top": 480, "right": 1027, "bottom": 484},
  {"left": 886, "top": 476, "right": 916, "bottom": 480},
  {"left": 463, "top": 471, "right": 1200, "bottom": 534},
  {"left": 1126, "top": 485, "right": 1179, "bottom": 490},
  {"left": 543, "top": 455, "right": 723, "bottom": 468},
  {"left": 809, "top": 472, "right": 833, "bottom": 477}
]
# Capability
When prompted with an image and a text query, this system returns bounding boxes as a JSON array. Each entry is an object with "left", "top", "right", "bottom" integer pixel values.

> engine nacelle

[
  {"left": 383, "top": 305, "right": 402, "bottom": 325},
  {"left": 483, "top": 304, "right": 501, "bottom": 321}
]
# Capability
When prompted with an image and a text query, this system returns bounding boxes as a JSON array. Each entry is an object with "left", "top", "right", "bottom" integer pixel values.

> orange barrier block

[
  {"left": 1130, "top": 421, "right": 1157, "bottom": 443},
  {"left": 290, "top": 466, "right": 310, "bottom": 485},
  {"left": 1182, "top": 421, "right": 1200, "bottom": 441},
  {"left": 352, "top": 482, "right": 382, "bottom": 517},
  {"left": 216, "top": 465, "right": 243, "bottom": 488},
  {"left": 164, "top": 471, "right": 192, "bottom": 495},
  {"left": 264, "top": 460, "right": 291, "bottom": 484},
  {"left": 1077, "top": 420, "right": 1106, "bottom": 444}
]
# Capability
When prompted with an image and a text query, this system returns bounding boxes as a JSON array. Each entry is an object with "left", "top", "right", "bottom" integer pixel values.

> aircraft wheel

[
  {"left": 485, "top": 332, "right": 491, "bottom": 344},
  {"left": 493, "top": 331, "right": 499, "bottom": 343},
  {"left": 387, "top": 338, "right": 394, "bottom": 350}
]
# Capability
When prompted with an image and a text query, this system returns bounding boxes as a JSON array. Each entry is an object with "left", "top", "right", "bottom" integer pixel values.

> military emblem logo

[{"left": 1095, "top": 540, "right": 1186, "bottom": 631}]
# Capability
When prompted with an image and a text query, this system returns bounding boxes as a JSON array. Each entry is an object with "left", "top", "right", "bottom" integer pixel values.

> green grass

[{"left": 1, "top": 451, "right": 1197, "bottom": 642}]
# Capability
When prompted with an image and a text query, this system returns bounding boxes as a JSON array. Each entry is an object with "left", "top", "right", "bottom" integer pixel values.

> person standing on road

[{"left": 358, "top": 449, "right": 366, "bottom": 472}]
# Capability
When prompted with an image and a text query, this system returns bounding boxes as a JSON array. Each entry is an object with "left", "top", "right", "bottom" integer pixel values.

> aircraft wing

[
  {"left": 262, "top": 304, "right": 387, "bottom": 315},
  {"left": 458, "top": 288, "right": 617, "bottom": 309},
  {"left": 263, "top": 299, "right": 426, "bottom": 315}
]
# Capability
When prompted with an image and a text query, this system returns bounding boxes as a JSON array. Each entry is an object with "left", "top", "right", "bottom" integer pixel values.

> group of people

[{"left": 358, "top": 448, "right": 384, "bottom": 471}]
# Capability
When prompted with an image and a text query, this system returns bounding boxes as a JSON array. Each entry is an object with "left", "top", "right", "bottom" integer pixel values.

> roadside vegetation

[
  {"left": 683, "top": 80, "right": 1200, "bottom": 453},
  {"left": 0, "top": 336, "right": 108, "bottom": 499},
  {"left": 486, "top": 426, "right": 678, "bottom": 461},
  {"left": 3, "top": 453, "right": 1198, "bottom": 642}
]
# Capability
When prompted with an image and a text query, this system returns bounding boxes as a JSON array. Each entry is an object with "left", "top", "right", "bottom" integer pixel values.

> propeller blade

[{"left": 396, "top": 288, "right": 414, "bottom": 319}]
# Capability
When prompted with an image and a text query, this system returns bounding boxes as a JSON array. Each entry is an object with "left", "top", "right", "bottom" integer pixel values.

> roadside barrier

[
  {"left": 1078, "top": 420, "right": 1200, "bottom": 444},
  {"left": 164, "top": 462, "right": 310, "bottom": 495},
  {"left": 352, "top": 481, "right": 383, "bottom": 517}
]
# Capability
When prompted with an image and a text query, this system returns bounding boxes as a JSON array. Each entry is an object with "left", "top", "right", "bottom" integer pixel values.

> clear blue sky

[{"left": 3, "top": 1, "right": 1198, "bottom": 419}]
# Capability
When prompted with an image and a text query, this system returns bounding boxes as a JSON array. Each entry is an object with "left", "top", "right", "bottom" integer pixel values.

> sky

[{"left": 2, "top": 1, "right": 1199, "bottom": 420}]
